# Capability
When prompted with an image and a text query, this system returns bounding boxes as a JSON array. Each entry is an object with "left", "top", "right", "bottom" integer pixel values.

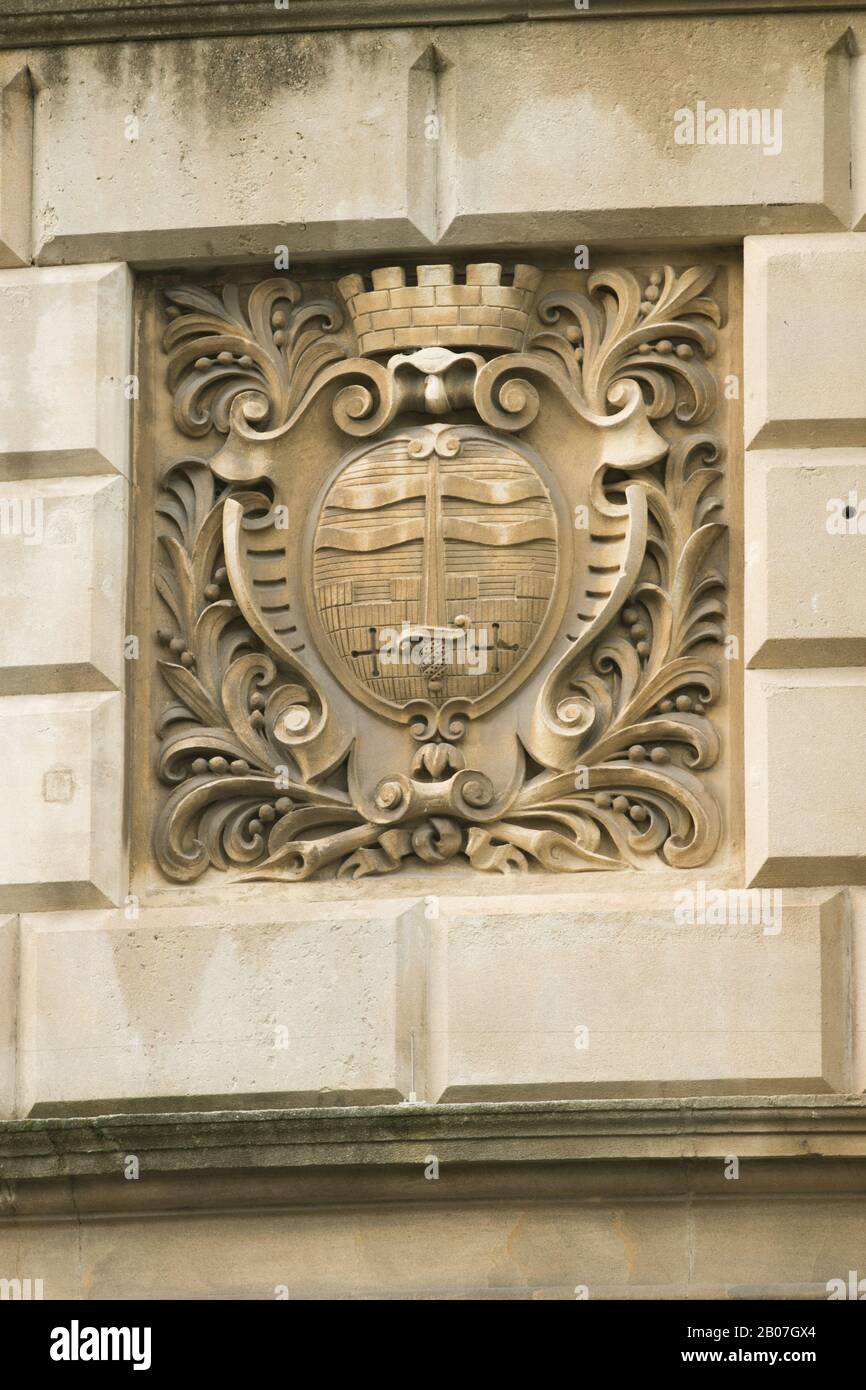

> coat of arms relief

[{"left": 152, "top": 260, "right": 730, "bottom": 883}]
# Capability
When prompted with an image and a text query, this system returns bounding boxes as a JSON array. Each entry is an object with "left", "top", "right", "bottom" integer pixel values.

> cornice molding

[
  {"left": 3, "top": 1096, "right": 866, "bottom": 1185},
  {"left": 1, "top": 0, "right": 864, "bottom": 50}
]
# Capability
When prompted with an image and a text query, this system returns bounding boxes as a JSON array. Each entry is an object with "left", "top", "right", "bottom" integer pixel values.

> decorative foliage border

[{"left": 153, "top": 265, "right": 728, "bottom": 881}]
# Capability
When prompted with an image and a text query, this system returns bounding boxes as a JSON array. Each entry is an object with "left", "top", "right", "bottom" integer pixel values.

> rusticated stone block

[
  {"left": 0, "top": 65, "right": 32, "bottom": 267},
  {"left": 0, "top": 691, "right": 125, "bottom": 911},
  {"left": 427, "top": 892, "right": 846, "bottom": 1100},
  {"left": 0, "top": 914, "right": 15, "bottom": 1118},
  {"left": 745, "top": 236, "right": 866, "bottom": 450},
  {"left": 746, "top": 449, "right": 866, "bottom": 667},
  {"left": 0, "top": 264, "right": 132, "bottom": 478},
  {"left": 746, "top": 671, "right": 866, "bottom": 885},
  {"left": 0, "top": 475, "right": 127, "bottom": 694},
  {"left": 16, "top": 899, "right": 426, "bottom": 1115}
]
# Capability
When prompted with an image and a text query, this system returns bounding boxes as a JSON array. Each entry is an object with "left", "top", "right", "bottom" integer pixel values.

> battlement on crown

[{"left": 336, "top": 263, "right": 542, "bottom": 356}]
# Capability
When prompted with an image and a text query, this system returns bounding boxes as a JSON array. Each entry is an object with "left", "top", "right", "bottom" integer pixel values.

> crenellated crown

[{"left": 337, "top": 263, "right": 542, "bottom": 356}]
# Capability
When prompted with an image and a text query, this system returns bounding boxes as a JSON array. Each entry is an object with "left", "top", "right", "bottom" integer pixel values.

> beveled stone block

[
  {"left": 853, "top": 52, "right": 866, "bottom": 230},
  {"left": 746, "top": 671, "right": 866, "bottom": 885},
  {"left": 0, "top": 914, "right": 16, "bottom": 1118},
  {"left": 744, "top": 236, "right": 866, "bottom": 449},
  {"left": 745, "top": 450, "right": 866, "bottom": 667},
  {"left": 426, "top": 891, "right": 846, "bottom": 1100},
  {"left": 0, "top": 475, "right": 127, "bottom": 693},
  {"left": 851, "top": 885, "right": 866, "bottom": 1092},
  {"left": 0, "top": 691, "right": 124, "bottom": 911},
  {"left": 0, "top": 64, "right": 32, "bottom": 267},
  {"left": 0, "top": 264, "right": 132, "bottom": 478},
  {"left": 16, "top": 899, "right": 425, "bottom": 1115},
  {"left": 25, "top": 19, "right": 851, "bottom": 266}
]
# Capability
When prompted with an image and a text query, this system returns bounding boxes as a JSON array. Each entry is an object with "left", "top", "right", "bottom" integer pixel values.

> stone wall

[{"left": 1, "top": 0, "right": 866, "bottom": 1300}]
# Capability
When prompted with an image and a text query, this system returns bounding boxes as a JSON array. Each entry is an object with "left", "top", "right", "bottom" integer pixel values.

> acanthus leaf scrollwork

[{"left": 151, "top": 262, "right": 730, "bottom": 882}]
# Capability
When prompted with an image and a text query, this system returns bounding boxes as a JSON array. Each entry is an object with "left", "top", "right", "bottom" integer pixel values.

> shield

[{"left": 311, "top": 427, "right": 559, "bottom": 709}]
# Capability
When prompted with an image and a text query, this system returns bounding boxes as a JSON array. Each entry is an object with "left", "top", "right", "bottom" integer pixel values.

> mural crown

[{"left": 336, "top": 262, "right": 542, "bottom": 356}]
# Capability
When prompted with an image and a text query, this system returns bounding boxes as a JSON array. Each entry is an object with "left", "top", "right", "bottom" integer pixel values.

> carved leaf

[{"left": 164, "top": 278, "right": 348, "bottom": 437}]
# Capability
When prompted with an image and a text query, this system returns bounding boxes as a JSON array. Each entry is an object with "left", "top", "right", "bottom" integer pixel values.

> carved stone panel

[{"left": 136, "top": 259, "right": 736, "bottom": 885}]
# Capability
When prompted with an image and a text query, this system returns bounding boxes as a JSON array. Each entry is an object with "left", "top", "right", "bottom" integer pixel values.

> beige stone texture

[
  {"left": 744, "top": 234, "right": 866, "bottom": 450},
  {"left": 0, "top": 1220, "right": 80, "bottom": 1301},
  {"left": 0, "top": 62, "right": 32, "bottom": 267},
  {"left": 854, "top": 51, "right": 866, "bottom": 229},
  {"left": 11, "top": 12, "right": 854, "bottom": 269},
  {"left": 0, "top": 263, "right": 132, "bottom": 478},
  {"left": 16, "top": 899, "right": 425, "bottom": 1115},
  {"left": 0, "top": 1195, "right": 829, "bottom": 1300},
  {"left": 426, "top": 891, "right": 847, "bottom": 1101},
  {"left": 746, "top": 670, "right": 866, "bottom": 886},
  {"left": 852, "top": 886, "right": 866, "bottom": 1093},
  {"left": 14, "top": 889, "right": 845, "bottom": 1117},
  {"left": 0, "top": 915, "right": 16, "bottom": 1119},
  {"left": 438, "top": 18, "right": 852, "bottom": 248},
  {"left": 3, "top": 0, "right": 866, "bottom": 1306},
  {"left": 0, "top": 475, "right": 127, "bottom": 694},
  {"left": 1, "top": 1095, "right": 865, "bottom": 1299},
  {"left": 745, "top": 449, "right": 866, "bottom": 667},
  {"left": 0, "top": 691, "right": 124, "bottom": 912}
]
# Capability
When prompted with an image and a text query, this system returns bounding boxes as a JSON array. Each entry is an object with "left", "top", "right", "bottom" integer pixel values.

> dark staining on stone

[
  {"left": 34, "top": 46, "right": 69, "bottom": 91},
  {"left": 196, "top": 34, "right": 331, "bottom": 126}
]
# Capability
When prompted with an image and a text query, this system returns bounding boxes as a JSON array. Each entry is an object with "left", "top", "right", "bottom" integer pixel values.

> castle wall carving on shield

[{"left": 132, "top": 257, "right": 738, "bottom": 888}]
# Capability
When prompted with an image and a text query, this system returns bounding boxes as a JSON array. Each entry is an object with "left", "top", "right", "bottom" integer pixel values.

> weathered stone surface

[
  {"left": 10, "top": 890, "right": 848, "bottom": 1116},
  {"left": 0, "top": 476, "right": 127, "bottom": 694},
  {"left": 439, "top": 17, "right": 852, "bottom": 247},
  {"left": 144, "top": 261, "right": 733, "bottom": 887},
  {"left": 0, "top": 691, "right": 124, "bottom": 911},
  {"left": 28, "top": 33, "right": 421, "bottom": 267},
  {"left": 0, "top": 264, "right": 132, "bottom": 478},
  {"left": 745, "top": 449, "right": 866, "bottom": 667},
  {"left": 0, "top": 915, "right": 15, "bottom": 1119},
  {"left": 746, "top": 672, "right": 866, "bottom": 885},
  {"left": 1, "top": 1098, "right": 865, "bottom": 1298},
  {"left": 3, "top": 0, "right": 866, "bottom": 1307},
  {"left": 854, "top": 50, "right": 866, "bottom": 229},
  {"left": 852, "top": 886, "right": 866, "bottom": 1093},
  {"left": 24, "top": 13, "right": 855, "bottom": 268},
  {"left": 425, "top": 891, "right": 847, "bottom": 1100},
  {"left": 744, "top": 235, "right": 866, "bottom": 449},
  {"left": 0, "top": 62, "right": 32, "bottom": 267},
  {"left": 3, "top": 0, "right": 851, "bottom": 49},
  {"left": 16, "top": 900, "right": 425, "bottom": 1115}
]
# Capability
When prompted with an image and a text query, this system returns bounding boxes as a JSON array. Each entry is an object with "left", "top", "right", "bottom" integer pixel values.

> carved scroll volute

[
  {"left": 153, "top": 262, "right": 728, "bottom": 882},
  {"left": 521, "top": 484, "right": 649, "bottom": 773},
  {"left": 220, "top": 498, "right": 354, "bottom": 785}
]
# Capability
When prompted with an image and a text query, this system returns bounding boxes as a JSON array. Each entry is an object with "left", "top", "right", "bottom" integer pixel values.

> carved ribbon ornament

[{"left": 153, "top": 262, "right": 727, "bottom": 881}]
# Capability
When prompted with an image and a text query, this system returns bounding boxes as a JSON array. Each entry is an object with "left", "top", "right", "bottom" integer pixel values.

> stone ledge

[
  {"left": 3, "top": 0, "right": 866, "bottom": 50},
  {"left": 3, "top": 1095, "right": 866, "bottom": 1180},
  {"left": 4, "top": 1100, "right": 866, "bottom": 1286}
]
